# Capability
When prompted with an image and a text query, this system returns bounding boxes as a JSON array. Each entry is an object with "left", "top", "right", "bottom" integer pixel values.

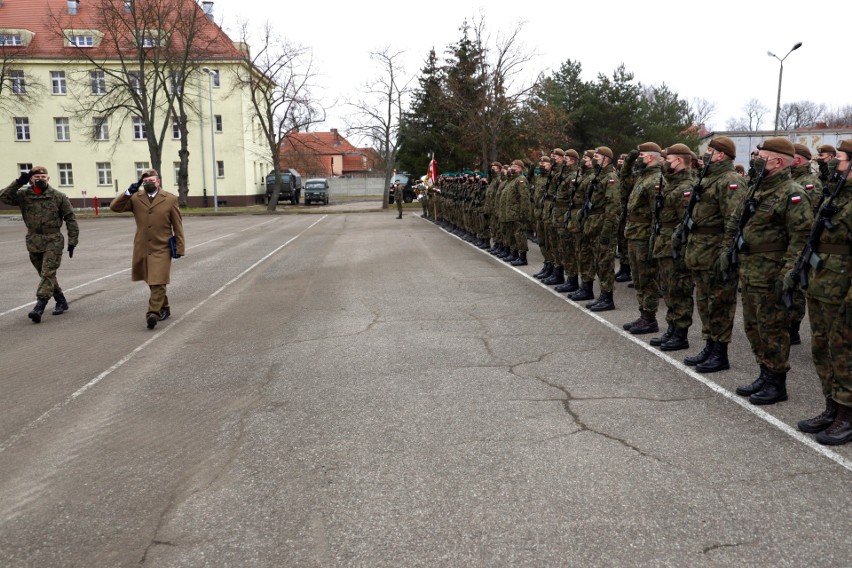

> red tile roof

[
  {"left": 0, "top": 0, "right": 242, "bottom": 60},
  {"left": 281, "top": 130, "right": 358, "bottom": 156}
]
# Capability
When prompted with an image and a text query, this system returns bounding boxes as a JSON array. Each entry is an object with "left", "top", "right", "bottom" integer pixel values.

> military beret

[
  {"left": 817, "top": 144, "right": 836, "bottom": 155},
  {"left": 758, "top": 137, "right": 795, "bottom": 157},
  {"left": 141, "top": 168, "right": 160, "bottom": 179},
  {"left": 539, "top": 154, "right": 551, "bottom": 162},
  {"left": 565, "top": 149, "right": 580, "bottom": 160},
  {"left": 708, "top": 136, "right": 736, "bottom": 159},
  {"left": 491, "top": 161, "right": 502, "bottom": 168},
  {"left": 511, "top": 159, "right": 525, "bottom": 168},
  {"left": 793, "top": 143, "right": 812, "bottom": 160},
  {"left": 551, "top": 148, "right": 565, "bottom": 156},
  {"left": 595, "top": 146, "right": 614, "bottom": 160},
  {"left": 618, "top": 153, "right": 628, "bottom": 160},
  {"left": 30, "top": 165, "right": 48, "bottom": 175},
  {"left": 584, "top": 150, "right": 596, "bottom": 158},
  {"left": 637, "top": 142, "right": 662, "bottom": 153},
  {"left": 666, "top": 143, "right": 693, "bottom": 156},
  {"left": 837, "top": 139, "right": 852, "bottom": 155}
]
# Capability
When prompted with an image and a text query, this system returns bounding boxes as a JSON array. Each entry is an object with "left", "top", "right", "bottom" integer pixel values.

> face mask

[
  {"left": 33, "top": 179, "right": 48, "bottom": 190},
  {"left": 827, "top": 158, "right": 841, "bottom": 180},
  {"left": 702, "top": 153, "right": 713, "bottom": 164},
  {"left": 752, "top": 157, "right": 767, "bottom": 175},
  {"left": 634, "top": 159, "right": 647, "bottom": 172},
  {"left": 664, "top": 162, "right": 676, "bottom": 175},
  {"left": 143, "top": 181, "right": 157, "bottom": 192}
]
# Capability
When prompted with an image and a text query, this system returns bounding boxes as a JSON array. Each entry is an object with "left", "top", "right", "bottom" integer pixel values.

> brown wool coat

[{"left": 110, "top": 190, "right": 185, "bottom": 285}]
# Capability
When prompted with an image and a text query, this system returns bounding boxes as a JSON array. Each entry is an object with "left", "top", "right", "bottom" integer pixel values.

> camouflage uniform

[
  {"left": 500, "top": 171, "right": 531, "bottom": 253},
  {"left": 566, "top": 164, "right": 595, "bottom": 286},
  {"left": 553, "top": 164, "right": 578, "bottom": 276},
  {"left": 625, "top": 165, "right": 661, "bottom": 316},
  {"left": 788, "top": 164, "right": 824, "bottom": 334},
  {"left": 582, "top": 163, "right": 621, "bottom": 295},
  {"left": 532, "top": 169, "right": 554, "bottom": 264},
  {"left": 0, "top": 177, "right": 79, "bottom": 301}
]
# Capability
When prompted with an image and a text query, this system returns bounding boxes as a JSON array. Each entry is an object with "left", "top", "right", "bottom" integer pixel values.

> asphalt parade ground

[{"left": 0, "top": 211, "right": 850, "bottom": 566}]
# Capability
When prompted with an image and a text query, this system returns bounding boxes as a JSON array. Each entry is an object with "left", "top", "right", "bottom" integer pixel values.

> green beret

[
  {"left": 595, "top": 146, "right": 613, "bottom": 160},
  {"left": 637, "top": 142, "right": 662, "bottom": 153},
  {"left": 758, "top": 137, "right": 795, "bottom": 157},
  {"left": 708, "top": 136, "right": 736, "bottom": 159},
  {"left": 793, "top": 143, "right": 812, "bottom": 160}
]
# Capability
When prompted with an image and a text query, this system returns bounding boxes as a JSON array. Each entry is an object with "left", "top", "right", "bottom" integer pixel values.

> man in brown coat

[{"left": 110, "top": 169, "right": 185, "bottom": 329}]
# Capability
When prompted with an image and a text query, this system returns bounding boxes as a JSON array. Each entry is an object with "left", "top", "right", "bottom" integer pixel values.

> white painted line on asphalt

[
  {"left": 0, "top": 215, "right": 327, "bottom": 455},
  {"left": 0, "top": 217, "right": 281, "bottom": 318},
  {"left": 420, "top": 214, "right": 852, "bottom": 474}
]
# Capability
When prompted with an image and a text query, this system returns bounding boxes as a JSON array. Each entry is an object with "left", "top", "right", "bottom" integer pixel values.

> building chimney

[
  {"left": 201, "top": 1, "right": 214, "bottom": 20},
  {"left": 67, "top": 0, "right": 79, "bottom": 14},
  {"left": 331, "top": 128, "right": 339, "bottom": 145}
]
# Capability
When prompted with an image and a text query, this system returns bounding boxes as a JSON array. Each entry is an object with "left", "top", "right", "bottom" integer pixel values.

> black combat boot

[
  {"left": 52, "top": 291, "right": 69, "bottom": 316},
  {"left": 650, "top": 323, "right": 674, "bottom": 346},
  {"left": 28, "top": 298, "right": 49, "bottom": 323},
  {"left": 537, "top": 263, "right": 554, "bottom": 280},
  {"left": 660, "top": 327, "right": 689, "bottom": 351},
  {"left": 510, "top": 251, "right": 528, "bottom": 266},
  {"left": 589, "top": 291, "right": 615, "bottom": 312},
  {"left": 569, "top": 281, "right": 595, "bottom": 302},
  {"left": 623, "top": 312, "right": 643, "bottom": 331},
  {"left": 684, "top": 339, "right": 714, "bottom": 366},
  {"left": 543, "top": 266, "right": 565, "bottom": 285},
  {"left": 815, "top": 404, "right": 852, "bottom": 446},
  {"left": 504, "top": 250, "right": 519, "bottom": 263},
  {"left": 533, "top": 262, "right": 551, "bottom": 278},
  {"left": 629, "top": 310, "right": 659, "bottom": 335},
  {"left": 798, "top": 398, "right": 839, "bottom": 433},
  {"left": 789, "top": 319, "right": 802, "bottom": 345},
  {"left": 695, "top": 341, "right": 729, "bottom": 373},
  {"left": 749, "top": 370, "right": 787, "bottom": 405},
  {"left": 735, "top": 364, "right": 768, "bottom": 396},
  {"left": 147, "top": 313, "right": 158, "bottom": 329},
  {"left": 615, "top": 263, "right": 632, "bottom": 283},
  {"left": 497, "top": 246, "right": 511, "bottom": 259},
  {"left": 555, "top": 275, "right": 579, "bottom": 293},
  {"left": 477, "top": 239, "right": 490, "bottom": 249}
]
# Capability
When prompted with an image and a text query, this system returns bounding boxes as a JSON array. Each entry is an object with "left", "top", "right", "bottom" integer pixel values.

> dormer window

[
  {"left": 0, "top": 29, "right": 35, "bottom": 46},
  {"left": 69, "top": 35, "right": 94, "bottom": 47},
  {"left": 63, "top": 29, "right": 103, "bottom": 48},
  {"left": 0, "top": 34, "right": 22, "bottom": 46},
  {"left": 141, "top": 35, "right": 157, "bottom": 48}
]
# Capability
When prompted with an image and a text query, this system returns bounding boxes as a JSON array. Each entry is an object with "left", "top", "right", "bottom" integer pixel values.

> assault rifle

[
  {"left": 724, "top": 160, "right": 768, "bottom": 281},
  {"left": 673, "top": 150, "right": 715, "bottom": 260},
  {"left": 578, "top": 162, "right": 604, "bottom": 229},
  {"left": 649, "top": 172, "right": 665, "bottom": 261},
  {"left": 547, "top": 165, "right": 566, "bottom": 218},
  {"left": 783, "top": 162, "right": 850, "bottom": 308},
  {"left": 565, "top": 168, "right": 583, "bottom": 228}
]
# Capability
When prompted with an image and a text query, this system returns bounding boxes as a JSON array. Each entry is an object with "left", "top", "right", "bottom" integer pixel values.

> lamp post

[
  {"left": 196, "top": 69, "right": 207, "bottom": 208},
  {"left": 768, "top": 41, "right": 802, "bottom": 135},
  {"left": 202, "top": 67, "right": 218, "bottom": 212}
]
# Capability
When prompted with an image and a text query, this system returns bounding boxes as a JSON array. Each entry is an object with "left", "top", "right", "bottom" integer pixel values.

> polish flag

[{"left": 427, "top": 159, "right": 437, "bottom": 185}]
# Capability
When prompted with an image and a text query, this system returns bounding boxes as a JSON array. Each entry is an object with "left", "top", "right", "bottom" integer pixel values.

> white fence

[{"left": 328, "top": 177, "right": 386, "bottom": 198}]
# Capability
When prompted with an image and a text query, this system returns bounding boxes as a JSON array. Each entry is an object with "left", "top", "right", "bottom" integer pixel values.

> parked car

[
  {"left": 265, "top": 168, "right": 302, "bottom": 205},
  {"left": 303, "top": 178, "right": 329, "bottom": 205},
  {"left": 388, "top": 172, "right": 415, "bottom": 204}
]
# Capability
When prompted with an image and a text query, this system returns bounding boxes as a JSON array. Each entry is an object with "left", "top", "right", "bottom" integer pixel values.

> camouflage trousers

[
  {"left": 592, "top": 237, "right": 617, "bottom": 293},
  {"left": 396, "top": 198, "right": 403, "bottom": 215},
  {"left": 566, "top": 231, "right": 594, "bottom": 282},
  {"left": 617, "top": 216, "right": 628, "bottom": 264},
  {"left": 503, "top": 221, "right": 528, "bottom": 252},
  {"left": 693, "top": 269, "right": 738, "bottom": 343},
  {"left": 808, "top": 297, "right": 852, "bottom": 405},
  {"left": 789, "top": 288, "right": 806, "bottom": 326},
  {"left": 555, "top": 227, "right": 574, "bottom": 275},
  {"left": 741, "top": 282, "right": 791, "bottom": 373},
  {"left": 29, "top": 248, "right": 64, "bottom": 299},
  {"left": 147, "top": 284, "right": 170, "bottom": 318},
  {"left": 627, "top": 239, "right": 658, "bottom": 313},
  {"left": 536, "top": 219, "right": 554, "bottom": 263},
  {"left": 657, "top": 256, "right": 694, "bottom": 329}
]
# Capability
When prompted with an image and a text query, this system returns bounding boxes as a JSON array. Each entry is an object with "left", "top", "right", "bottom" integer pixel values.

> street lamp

[
  {"left": 768, "top": 41, "right": 802, "bottom": 135},
  {"left": 196, "top": 69, "right": 207, "bottom": 207},
  {"left": 201, "top": 66, "right": 218, "bottom": 212}
]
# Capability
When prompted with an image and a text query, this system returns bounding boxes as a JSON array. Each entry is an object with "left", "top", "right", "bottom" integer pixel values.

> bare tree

[
  {"left": 824, "top": 104, "right": 852, "bottom": 127},
  {"left": 726, "top": 98, "right": 769, "bottom": 131},
  {"left": 233, "top": 21, "right": 323, "bottom": 212},
  {"left": 346, "top": 47, "right": 410, "bottom": 209},
  {"left": 689, "top": 97, "right": 717, "bottom": 130},
  {"left": 0, "top": 39, "right": 46, "bottom": 118},
  {"left": 778, "top": 100, "right": 826, "bottom": 130}
]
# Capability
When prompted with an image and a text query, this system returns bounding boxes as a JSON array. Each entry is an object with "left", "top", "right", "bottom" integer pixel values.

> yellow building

[{"left": 0, "top": 0, "right": 271, "bottom": 208}]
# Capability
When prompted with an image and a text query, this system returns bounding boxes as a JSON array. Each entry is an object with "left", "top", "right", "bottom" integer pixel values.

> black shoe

[
  {"left": 147, "top": 314, "right": 158, "bottom": 329},
  {"left": 627, "top": 282, "right": 635, "bottom": 288},
  {"left": 536, "top": 263, "right": 555, "bottom": 280},
  {"left": 815, "top": 405, "right": 852, "bottom": 445},
  {"left": 749, "top": 370, "right": 787, "bottom": 405},
  {"left": 510, "top": 251, "right": 528, "bottom": 266},
  {"left": 695, "top": 341, "right": 729, "bottom": 373},
  {"left": 28, "top": 298, "right": 49, "bottom": 323},
  {"left": 659, "top": 327, "right": 689, "bottom": 351},
  {"left": 735, "top": 365, "right": 768, "bottom": 396},
  {"left": 684, "top": 339, "right": 714, "bottom": 366},
  {"left": 798, "top": 398, "right": 839, "bottom": 433},
  {"left": 650, "top": 323, "right": 674, "bottom": 346},
  {"left": 629, "top": 311, "right": 659, "bottom": 335},
  {"left": 569, "top": 281, "right": 595, "bottom": 302},
  {"left": 589, "top": 291, "right": 615, "bottom": 312},
  {"left": 52, "top": 292, "right": 69, "bottom": 316},
  {"left": 555, "top": 276, "right": 579, "bottom": 293},
  {"left": 504, "top": 250, "right": 519, "bottom": 263},
  {"left": 623, "top": 314, "right": 642, "bottom": 331},
  {"left": 789, "top": 319, "right": 802, "bottom": 346},
  {"left": 533, "top": 262, "right": 551, "bottom": 278},
  {"left": 615, "top": 264, "right": 632, "bottom": 283},
  {"left": 159, "top": 309, "right": 171, "bottom": 321},
  {"left": 543, "top": 266, "right": 565, "bottom": 285}
]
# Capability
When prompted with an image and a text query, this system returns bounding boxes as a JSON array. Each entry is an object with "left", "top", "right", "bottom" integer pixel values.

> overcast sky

[{"left": 217, "top": 0, "right": 840, "bottom": 145}]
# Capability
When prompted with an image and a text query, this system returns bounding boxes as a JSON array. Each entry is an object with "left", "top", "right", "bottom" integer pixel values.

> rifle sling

[
  {"left": 817, "top": 243, "right": 852, "bottom": 256},
  {"left": 742, "top": 242, "right": 787, "bottom": 254}
]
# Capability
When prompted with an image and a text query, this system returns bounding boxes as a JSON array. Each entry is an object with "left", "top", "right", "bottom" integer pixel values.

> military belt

[
  {"left": 587, "top": 207, "right": 605, "bottom": 216},
  {"left": 817, "top": 243, "right": 852, "bottom": 256},
  {"left": 627, "top": 214, "right": 652, "bottom": 224},
  {"left": 691, "top": 226, "right": 724, "bottom": 235},
  {"left": 660, "top": 221, "right": 679, "bottom": 229},
  {"left": 743, "top": 242, "right": 787, "bottom": 254},
  {"left": 30, "top": 227, "right": 61, "bottom": 235}
]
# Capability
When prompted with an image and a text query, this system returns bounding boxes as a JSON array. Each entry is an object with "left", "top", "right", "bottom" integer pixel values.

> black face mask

[
  {"left": 143, "top": 182, "right": 157, "bottom": 192},
  {"left": 634, "top": 159, "right": 647, "bottom": 172},
  {"left": 34, "top": 179, "right": 48, "bottom": 190}
]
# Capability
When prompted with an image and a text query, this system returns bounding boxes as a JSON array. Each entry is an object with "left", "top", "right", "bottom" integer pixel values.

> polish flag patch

[
  {"left": 805, "top": 184, "right": 814, "bottom": 190},
  {"left": 608, "top": 179, "right": 616, "bottom": 184},
  {"left": 729, "top": 184, "right": 739, "bottom": 190},
  {"left": 683, "top": 191, "right": 692, "bottom": 198},
  {"left": 790, "top": 194, "right": 802, "bottom": 203}
]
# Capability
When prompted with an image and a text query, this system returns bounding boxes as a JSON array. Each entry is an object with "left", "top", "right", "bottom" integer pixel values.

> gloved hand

[
  {"left": 781, "top": 269, "right": 795, "bottom": 293},
  {"left": 716, "top": 248, "right": 731, "bottom": 276},
  {"left": 127, "top": 182, "right": 139, "bottom": 194},
  {"left": 774, "top": 279, "right": 785, "bottom": 306},
  {"left": 16, "top": 170, "right": 31, "bottom": 186},
  {"left": 68, "top": 244, "right": 75, "bottom": 258},
  {"left": 599, "top": 234, "right": 612, "bottom": 246}
]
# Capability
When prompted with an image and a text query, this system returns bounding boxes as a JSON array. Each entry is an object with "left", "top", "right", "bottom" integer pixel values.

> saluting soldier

[
  {"left": 786, "top": 139, "right": 852, "bottom": 444},
  {"left": 616, "top": 150, "right": 640, "bottom": 282},
  {"left": 721, "top": 137, "right": 813, "bottom": 405}
]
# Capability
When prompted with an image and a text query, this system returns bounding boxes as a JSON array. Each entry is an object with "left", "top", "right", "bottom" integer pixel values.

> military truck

[{"left": 265, "top": 168, "right": 303, "bottom": 205}]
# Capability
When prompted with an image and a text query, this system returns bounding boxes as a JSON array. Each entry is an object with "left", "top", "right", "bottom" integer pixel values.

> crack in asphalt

[{"left": 703, "top": 542, "right": 748, "bottom": 554}]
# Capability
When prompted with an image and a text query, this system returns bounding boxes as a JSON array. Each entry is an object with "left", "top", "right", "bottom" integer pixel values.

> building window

[
  {"left": 10, "top": 70, "right": 25, "bottom": 94},
  {"left": 68, "top": 35, "right": 94, "bottom": 47},
  {"left": 51, "top": 71, "right": 67, "bottom": 94},
  {"left": 134, "top": 162, "right": 150, "bottom": 179},
  {"left": 90, "top": 70, "right": 106, "bottom": 95},
  {"left": 93, "top": 116, "right": 109, "bottom": 141},
  {"left": 14, "top": 117, "right": 30, "bottom": 141},
  {"left": 216, "top": 160, "right": 224, "bottom": 177},
  {"left": 214, "top": 115, "right": 222, "bottom": 133},
  {"left": 57, "top": 163, "right": 73, "bottom": 186},
  {"left": 211, "top": 69, "right": 220, "bottom": 87},
  {"left": 0, "top": 34, "right": 23, "bottom": 46},
  {"left": 96, "top": 162, "right": 112, "bottom": 185},
  {"left": 55, "top": 117, "right": 71, "bottom": 141},
  {"left": 172, "top": 116, "right": 181, "bottom": 139},
  {"left": 128, "top": 71, "right": 142, "bottom": 95},
  {"left": 132, "top": 116, "right": 146, "bottom": 140},
  {"left": 173, "top": 161, "right": 181, "bottom": 185}
]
